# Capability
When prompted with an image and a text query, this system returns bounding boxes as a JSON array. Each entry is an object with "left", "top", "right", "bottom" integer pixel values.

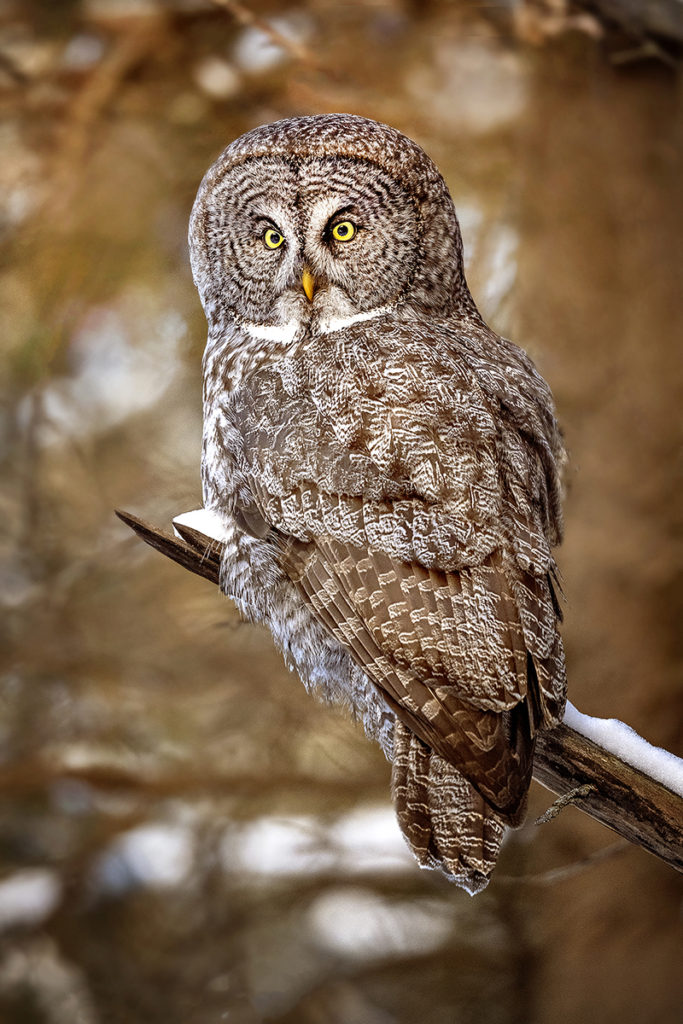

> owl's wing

[
  {"left": 242, "top": 475, "right": 563, "bottom": 824},
  {"left": 283, "top": 532, "right": 535, "bottom": 822},
  {"left": 227, "top": 324, "right": 565, "bottom": 824}
]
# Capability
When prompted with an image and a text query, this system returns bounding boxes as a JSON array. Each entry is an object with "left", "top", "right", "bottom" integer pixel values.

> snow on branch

[
  {"left": 115, "top": 508, "right": 683, "bottom": 875},
  {"left": 562, "top": 703, "right": 683, "bottom": 796}
]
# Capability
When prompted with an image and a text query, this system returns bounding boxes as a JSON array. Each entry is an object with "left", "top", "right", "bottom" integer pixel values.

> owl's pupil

[{"left": 337, "top": 225, "right": 348, "bottom": 236}]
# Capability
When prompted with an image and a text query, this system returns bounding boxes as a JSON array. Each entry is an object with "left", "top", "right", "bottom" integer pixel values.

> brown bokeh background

[{"left": 0, "top": 2, "right": 681, "bottom": 1022}]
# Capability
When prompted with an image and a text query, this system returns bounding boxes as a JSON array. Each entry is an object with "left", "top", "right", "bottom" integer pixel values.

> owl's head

[{"left": 190, "top": 114, "right": 472, "bottom": 333}]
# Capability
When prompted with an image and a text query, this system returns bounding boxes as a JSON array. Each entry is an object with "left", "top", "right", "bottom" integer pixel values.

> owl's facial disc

[{"left": 202, "top": 155, "right": 420, "bottom": 332}]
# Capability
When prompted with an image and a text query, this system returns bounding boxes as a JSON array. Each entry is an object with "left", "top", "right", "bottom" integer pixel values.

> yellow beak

[{"left": 302, "top": 268, "right": 316, "bottom": 302}]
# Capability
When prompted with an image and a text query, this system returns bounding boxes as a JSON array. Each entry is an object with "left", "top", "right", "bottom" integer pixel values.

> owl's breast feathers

[{"left": 212, "top": 314, "right": 566, "bottom": 824}]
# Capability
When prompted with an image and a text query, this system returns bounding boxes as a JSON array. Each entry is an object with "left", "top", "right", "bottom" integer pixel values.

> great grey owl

[{"left": 186, "top": 113, "right": 567, "bottom": 894}]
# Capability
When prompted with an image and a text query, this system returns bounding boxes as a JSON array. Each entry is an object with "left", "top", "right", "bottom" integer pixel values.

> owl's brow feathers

[{"left": 191, "top": 114, "right": 567, "bottom": 893}]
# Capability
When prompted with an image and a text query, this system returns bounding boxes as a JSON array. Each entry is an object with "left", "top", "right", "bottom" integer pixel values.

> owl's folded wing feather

[
  {"left": 237, "top": 460, "right": 562, "bottom": 824},
  {"left": 273, "top": 523, "right": 536, "bottom": 822}
]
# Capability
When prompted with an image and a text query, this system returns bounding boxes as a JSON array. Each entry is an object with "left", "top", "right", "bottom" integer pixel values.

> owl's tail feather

[{"left": 391, "top": 720, "right": 506, "bottom": 894}]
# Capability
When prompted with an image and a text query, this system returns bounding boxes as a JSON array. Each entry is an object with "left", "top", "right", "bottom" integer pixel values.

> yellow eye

[
  {"left": 331, "top": 221, "right": 356, "bottom": 242},
  {"left": 264, "top": 228, "right": 284, "bottom": 250}
]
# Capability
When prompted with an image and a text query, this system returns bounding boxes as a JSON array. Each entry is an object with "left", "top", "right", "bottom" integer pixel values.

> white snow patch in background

[
  {"left": 233, "top": 12, "right": 312, "bottom": 74},
  {"left": 222, "top": 807, "right": 414, "bottom": 880},
  {"left": 0, "top": 870, "right": 61, "bottom": 930},
  {"left": 223, "top": 816, "right": 329, "bottom": 877},
  {"left": 193, "top": 56, "right": 241, "bottom": 100},
  {"left": 61, "top": 33, "right": 105, "bottom": 71},
  {"left": 32, "top": 290, "right": 186, "bottom": 444},
  {"left": 480, "top": 224, "right": 518, "bottom": 313},
  {"left": 330, "top": 806, "right": 414, "bottom": 874},
  {"left": 564, "top": 702, "right": 683, "bottom": 796},
  {"left": 456, "top": 203, "right": 517, "bottom": 329},
  {"left": 308, "top": 888, "right": 452, "bottom": 960},
  {"left": 0, "top": 123, "right": 45, "bottom": 229},
  {"left": 405, "top": 37, "right": 527, "bottom": 134},
  {"left": 94, "top": 823, "right": 194, "bottom": 893}
]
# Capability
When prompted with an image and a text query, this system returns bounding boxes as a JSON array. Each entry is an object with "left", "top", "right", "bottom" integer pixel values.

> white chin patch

[
  {"left": 173, "top": 508, "right": 232, "bottom": 544},
  {"left": 239, "top": 291, "right": 394, "bottom": 346},
  {"left": 318, "top": 305, "right": 392, "bottom": 334},
  {"left": 242, "top": 321, "right": 300, "bottom": 345},
  {"left": 241, "top": 304, "right": 392, "bottom": 343}
]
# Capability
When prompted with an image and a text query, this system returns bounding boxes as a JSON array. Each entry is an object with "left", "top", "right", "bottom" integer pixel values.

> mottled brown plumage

[{"left": 190, "top": 114, "right": 567, "bottom": 892}]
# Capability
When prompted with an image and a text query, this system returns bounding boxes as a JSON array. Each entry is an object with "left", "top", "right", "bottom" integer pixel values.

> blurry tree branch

[
  {"left": 515, "top": 0, "right": 683, "bottom": 52},
  {"left": 496, "top": 838, "right": 630, "bottom": 886},
  {"left": 115, "top": 509, "right": 683, "bottom": 875},
  {"left": 212, "top": 0, "right": 325, "bottom": 73},
  {"left": 585, "top": 0, "right": 683, "bottom": 46},
  {"left": 52, "top": 28, "right": 157, "bottom": 222},
  {"left": 0, "top": 47, "right": 29, "bottom": 84},
  {"left": 0, "top": 759, "right": 377, "bottom": 802}
]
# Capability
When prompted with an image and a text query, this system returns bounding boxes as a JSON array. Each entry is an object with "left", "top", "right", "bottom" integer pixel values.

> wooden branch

[
  {"left": 534, "top": 725, "right": 682, "bottom": 870},
  {"left": 115, "top": 509, "right": 683, "bottom": 873},
  {"left": 116, "top": 508, "right": 222, "bottom": 585}
]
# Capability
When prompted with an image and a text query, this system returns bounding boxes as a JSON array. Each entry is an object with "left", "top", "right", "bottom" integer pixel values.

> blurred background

[{"left": 0, "top": 1, "right": 681, "bottom": 1021}]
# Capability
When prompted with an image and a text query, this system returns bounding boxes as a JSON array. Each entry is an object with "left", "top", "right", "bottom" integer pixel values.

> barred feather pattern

[
  {"left": 392, "top": 722, "right": 507, "bottom": 894},
  {"left": 192, "top": 114, "right": 567, "bottom": 892}
]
